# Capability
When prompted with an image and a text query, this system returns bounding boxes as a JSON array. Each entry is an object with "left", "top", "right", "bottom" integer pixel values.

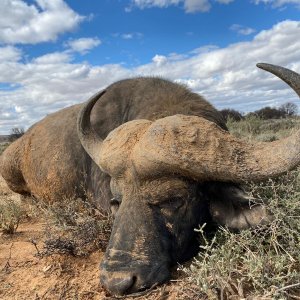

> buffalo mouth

[{"left": 99, "top": 256, "right": 171, "bottom": 296}]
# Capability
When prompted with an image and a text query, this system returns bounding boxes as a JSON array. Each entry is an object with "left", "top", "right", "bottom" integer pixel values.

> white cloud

[
  {"left": 217, "top": 0, "right": 234, "bottom": 3},
  {"left": 123, "top": 33, "right": 143, "bottom": 39},
  {"left": 253, "top": 0, "right": 300, "bottom": 8},
  {"left": 230, "top": 24, "right": 256, "bottom": 35},
  {"left": 0, "top": 46, "right": 22, "bottom": 62},
  {"left": 184, "top": 0, "right": 211, "bottom": 12},
  {"left": 122, "top": 33, "right": 134, "bottom": 39},
  {"left": 0, "top": 20, "right": 300, "bottom": 134},
  {"left": 32, "top": 52, "right": 72, "bottom": 64},
  {"left": 65, "top": 37, "right": 101, "bottom": 54},
  {"left": 152, "top": 54, "right": 168, "bottom": 66},
  {"left": 128, "top": 0, "right": 232, "bottom": 12},
  {"left": 0, "top": 0, "right": 84, "bottom": 44},
  {"left": 130, "top": 0, "right": 180, "bottom": 9},
  {"left": 128, "top": 0, "right": 300, "bottom": 11},
  {"left": 113, "top": 32, "right": 144, "bottom": 40},
  {"left": 142, "top": 20, "right": 300, "bottom": 111}
]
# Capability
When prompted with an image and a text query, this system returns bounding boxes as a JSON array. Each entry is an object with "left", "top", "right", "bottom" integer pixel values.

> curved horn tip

[
  {"left": 256, "top": 62, "right": 300, "bottom": 98},
  {"left": 77, "top": 89, "right": 107, "bottom": 134},
  {"left": 77, "top": 89, "right": 107, "bottom": 166},
  {"left": 256, "top": 62, "right": 273, "bottom": 70},
  {"left": 256, "top": 62, "right": 283, "bottom": 72}
]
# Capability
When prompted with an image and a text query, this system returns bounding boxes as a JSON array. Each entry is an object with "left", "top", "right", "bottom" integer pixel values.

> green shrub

[
  {"left": 0, "top": 199, "right": 25, "bottom": 234},
  {"left": 0, "top": 143, "right": 10, "bottom": 155}
]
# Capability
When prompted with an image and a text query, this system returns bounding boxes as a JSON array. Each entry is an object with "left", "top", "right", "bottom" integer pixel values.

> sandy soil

[
  {"left": 0, "top": 177, "right": 198, "bottom": 300},
  {"left": 0, "top": 224, "right": 106, "bottom": 299},
  {"left": 0, "top": 176, "right": 108, "bottom": 299}
]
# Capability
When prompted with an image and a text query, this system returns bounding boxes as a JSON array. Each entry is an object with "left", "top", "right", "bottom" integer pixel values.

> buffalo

[{"left": 1, "top": 63, "right": 300, "bottom": 295}]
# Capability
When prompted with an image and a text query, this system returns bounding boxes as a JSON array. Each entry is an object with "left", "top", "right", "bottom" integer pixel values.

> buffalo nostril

[{"left": 101, "top": 274, "right": 137, "bottom": 296}]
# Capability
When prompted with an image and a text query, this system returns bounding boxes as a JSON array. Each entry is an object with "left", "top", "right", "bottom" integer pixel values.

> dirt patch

[
  {"left": 0, "top": 175, "right": 106, "bottom": 299},
  {"left": 0, "top": 219, "right": 106, "bottom": 299}
]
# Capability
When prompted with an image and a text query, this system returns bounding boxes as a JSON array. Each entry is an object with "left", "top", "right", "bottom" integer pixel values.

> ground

[{"left": 0, "top": 176, "right": 107, "bottom": 299}]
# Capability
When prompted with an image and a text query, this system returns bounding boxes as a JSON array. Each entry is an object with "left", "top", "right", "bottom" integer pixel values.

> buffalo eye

[
  {"left": 110, "top": 197, "right": 121, "bottom": 216},
  {"left": 159, "top": 196, "right": 185, "bottom": 210},
  {"left": 149, "top": 196, "right": 185, "bottom": 213}
]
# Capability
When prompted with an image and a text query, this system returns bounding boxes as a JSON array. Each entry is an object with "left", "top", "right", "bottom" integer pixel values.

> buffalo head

[{"left": 77, "top": 63, "right": 300, "bottom": 295}]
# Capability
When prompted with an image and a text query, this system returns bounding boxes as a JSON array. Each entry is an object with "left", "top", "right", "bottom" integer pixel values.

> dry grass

[
  {"left": 40, "top": 197, "right": 112, "bottom": 257},
  {"left": 0, "top": 166, "right": 27, "bottom": 234},
  {"left": 227, "top": 115, "right": 300, "bottom": 141}
]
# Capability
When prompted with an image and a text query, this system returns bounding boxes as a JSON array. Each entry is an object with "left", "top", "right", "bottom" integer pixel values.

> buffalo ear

[{"left": 207, "top": 183, "right": 271, "bottom": 230}]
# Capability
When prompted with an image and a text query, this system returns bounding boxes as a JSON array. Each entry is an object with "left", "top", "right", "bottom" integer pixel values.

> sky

[{"left": 0, "top": 0, "right": 300, "bottom": 134}]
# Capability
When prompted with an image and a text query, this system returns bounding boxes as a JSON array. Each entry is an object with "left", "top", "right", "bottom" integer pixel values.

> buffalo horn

[
  {"left": 77, "top": 90, "right": 106, "bottom": 166},
  {"left": 134, "top": 113, "right": 300, "bottom": 183},
  {"left": 257, "top": 63, "right": 300, "bottom": 97}
]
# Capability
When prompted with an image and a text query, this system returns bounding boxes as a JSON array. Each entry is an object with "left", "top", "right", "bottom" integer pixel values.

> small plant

[
  {"left": 0, "top": 199, "right": 25, "bottom": 234},
  {"left": 42, "top": 197, "right": 112, "bottom": 256},
  {"left": 0, "top": 142, "right": 10, "bottom": 155}
]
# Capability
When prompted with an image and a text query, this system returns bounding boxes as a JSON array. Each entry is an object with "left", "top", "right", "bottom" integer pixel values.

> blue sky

[{"left": 0, "top": 0, "right": 300, "bottom": 134}]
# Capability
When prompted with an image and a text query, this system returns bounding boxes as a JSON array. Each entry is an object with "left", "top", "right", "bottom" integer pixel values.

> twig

[
  {"left": 185, "top": 287, "right": 201, "bottom": 296},
  {"left": 3, "top": 242, "right": 13, "bottom": 272},
  {"left": 276, "top": 282, "right": 300, "bottom": 293},
  {"left": 283, "top": 291, "right": 300, "bottom": 300},
  {"left": 58, "top": 277, "right": 72, "bottom": 300},
  {"left": 29, "top": 239, "right": 40, "bottom": 256},
  {"left": 154, "top": 284, "right": 167, "bottom": 300},
  {"left": 170, "top": 279, "right": 184, "bottom": 283}
]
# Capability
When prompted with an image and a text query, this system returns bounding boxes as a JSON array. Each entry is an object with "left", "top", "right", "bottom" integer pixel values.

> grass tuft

[{"left": 0, "top": 199, "right": 25, "bottom": 234}]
